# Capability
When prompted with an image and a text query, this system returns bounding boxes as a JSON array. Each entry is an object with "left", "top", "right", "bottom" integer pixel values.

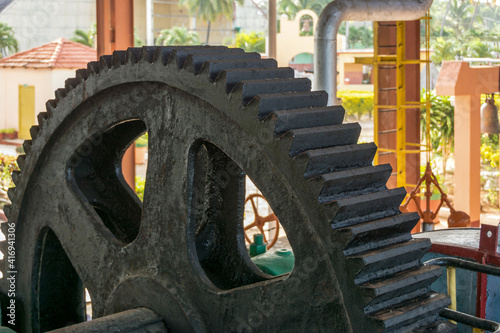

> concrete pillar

[
  {"left": 454, "top": 94, "right": 481, "bottom": 225},
  {"left": 436, "top": 61, "right": 500, "bottom": 226}
]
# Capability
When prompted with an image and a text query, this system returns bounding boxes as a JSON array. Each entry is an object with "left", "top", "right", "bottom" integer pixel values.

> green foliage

[
  {"left": 135, "top": 133, "right": 148, "bottom": 147},
  {"left": 179, "top": 0, "right": 243, "bottom": 43},
  {"left": 467, "top": 38, "right": 492, "bottom": 58},
  {"left": 155, "top": 27, "right": 200, "bottom": 46},
  {"left": 347, "top": 26, "right": 373, "bottom": 49},
  {"left": 486, "top": 188, "right": 499, "bottom": 206},
  {"left": 481, "top": 134, "right": 499, "bottom": 168},
  {"left": 277, "top": 0, "right": 329, "bottom": 19},
  {"left": 226, "top": 32, "right": 265, "bottom": 53},
  {"left": 429, "top": 0, "right": 500, "bottom": 64},
  {"left": 337, "top": 90, "right": 374, "bottom": 120},
  {"left": 0, "top": 154, "right": 19, "bottom": 206},
  {"left": 135, "top": 32, "right": 145, "bottom": 47},
  {"left": 0, "top": 22, "right": 18, "bottom": 58},
  {"left": 421, "top": 90, "right": 454, "bottom": 152},
  {"left": 71, "top": 26, "right": 95, "bottom": 47},
  {"left": 431, "top": 37, "right": 457, "bottom": 65},
  {"left": 135, "top": 176, "right": 145, "bottom": 201}
]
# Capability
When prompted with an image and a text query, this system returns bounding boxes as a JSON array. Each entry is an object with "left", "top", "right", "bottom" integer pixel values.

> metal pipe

[
  {"left": 425, "top": 257, "right": 500, "bottom": 277},
  {"left": 314, "top": 0, "right": 433, "bottom": 105},
  {"left": 440, "top": 308, "right": 500, "bottom": 333},
  {"left": 147, "top": 0, "right": 154, "bottom": 45}
]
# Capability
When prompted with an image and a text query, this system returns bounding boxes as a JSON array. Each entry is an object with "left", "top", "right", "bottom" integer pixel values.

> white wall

[
  {"left": 0, "top": 67, "right": 76, "bottom": 130},
  {"left": 0, "top": 0, "right": 95, "bottom": 52},
  {"left": 234, "top": 0, "right": 267, "bottom": 34}
]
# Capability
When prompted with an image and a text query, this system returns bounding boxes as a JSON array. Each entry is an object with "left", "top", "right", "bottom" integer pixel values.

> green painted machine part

[
  {"left": 251, "top": 248, "right": 295, "bottom": 276},
  {"left": 249, "top": 234, "right": 267, "bottom": 257}
]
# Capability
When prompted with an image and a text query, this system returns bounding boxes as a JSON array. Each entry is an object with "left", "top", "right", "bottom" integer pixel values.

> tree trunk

[{"left": 206, "top": 21, "right": 211, "bottom": 45}]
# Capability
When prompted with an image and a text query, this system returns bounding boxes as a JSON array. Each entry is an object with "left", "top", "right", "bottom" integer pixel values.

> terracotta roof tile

[{"left": 0, "top": 38, "right": 97, "bottom": 69}]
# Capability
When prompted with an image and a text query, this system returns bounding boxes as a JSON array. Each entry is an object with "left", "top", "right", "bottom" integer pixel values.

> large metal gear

[{"left": 1, "top": 46, "right": 456, "bottom": 332}]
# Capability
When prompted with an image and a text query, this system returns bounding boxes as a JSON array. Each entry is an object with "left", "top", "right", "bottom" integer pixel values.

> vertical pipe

[
  {"left": 396, "top": 21, "right": 406, "bottom": 188},
  {"left": 447, "top": 266, "right": 457, "bottom": 324},
  {"left": 96, "top": 0, "right": 112, "bottom": 57},
  {"left": 146, "top": 0, "right": 154, "bottom": 45},
  {"left": 96, "top": 0, "right": 136, "bottom": 190},
  {"left": 314, "top": 0, "right": 433, "bottom": 105},
  {"left": 114, "top": 0, "right": 134, "bottom": 49},
  {"left": 373, "top": 22, "right": 379, "bottom": 166}
]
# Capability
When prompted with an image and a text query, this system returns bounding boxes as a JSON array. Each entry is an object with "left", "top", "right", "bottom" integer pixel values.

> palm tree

[
  {"left": 430, "top": 37, "right": 457, "bottom": 65},
  {"left": 179, "top": 0, "right": 243, "bottom": 44},
  {"left": 155, "top": 27, "right": 200, "bottom": 46},
  {"left": 71, "top": 29, "right": 93, "bottom": 47},
  {"left": 467, "top": 38, "right": 492, "bottom": 58},
  {"left": 278, "top": 0, "right": 328, "bottom": 19},
  {"left": 444, "top": 0, "right": 474, "bottom": 36},
  {"left": 0, "top": 22, "right": 18, "bottom": 58}
]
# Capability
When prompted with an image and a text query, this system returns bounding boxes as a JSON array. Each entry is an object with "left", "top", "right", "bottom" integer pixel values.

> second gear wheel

[{"left": 1, "top": 46, "right": 455, "bottom": 332}]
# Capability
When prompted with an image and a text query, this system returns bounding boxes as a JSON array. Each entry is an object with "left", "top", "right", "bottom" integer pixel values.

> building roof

[{"left": 0, "top": 38, "right": 96, "bottom": 69}]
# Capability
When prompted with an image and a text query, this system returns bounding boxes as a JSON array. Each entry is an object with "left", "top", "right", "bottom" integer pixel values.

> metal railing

[{"left": 425, "top": 257, "right": 500, "bottom": 333}]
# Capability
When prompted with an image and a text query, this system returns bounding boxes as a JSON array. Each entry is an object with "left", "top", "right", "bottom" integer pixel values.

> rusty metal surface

[{"left": 0, "top": 46, "right": 455, "bottom": 332}]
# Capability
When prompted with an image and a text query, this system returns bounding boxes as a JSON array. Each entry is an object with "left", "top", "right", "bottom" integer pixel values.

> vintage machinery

[{"left": 0, "top": 46, "right": 456, "bottom": 332}]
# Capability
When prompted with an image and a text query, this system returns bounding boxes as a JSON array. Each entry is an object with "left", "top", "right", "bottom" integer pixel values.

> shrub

[
  {"left": 135, "top": 175, "right": 145, "bottom": 201},
  {"left": 337, "top": 90, "right": 374, "bottom": 120},
  {"left": 0, "top": 154, "right": 18, "bottom": 207}
]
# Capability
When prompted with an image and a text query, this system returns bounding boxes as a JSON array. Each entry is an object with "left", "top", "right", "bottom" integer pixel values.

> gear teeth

[
  {"left": 46, "top": 99, "right": 57, "bottom": 116},
  {"left": 29, "top": 125, "right": 40, "bottom": 140},
  {"left": 87, "top": 60, "right": 101, "bottom": 74},
  {"left": 170, "top": 46, "right": 239, "bottom": 69},
  {"left": 75, "top": 68, "right": 89, "bottom": 82},
  {"left": 64, "top": 77, "right": 79, "bottom": 92},
  {"left": 3, "top": 205, "right": 11, "bottom": 219},
  {"left": 371, "top": 292, "right": 450, "bottom": 332},
  {"left": 153, "top": 46, "right": 173, "bottom": 65},
  {"left": 271, "top": 105, "right": 345, "bottom": 135},
  {"left": 37, "top": 112, "right": 49, "bottom": 128},
  {"left": 342, "top": 212, "right": 419, "bottom": 256},
  {"left": 6, "top": 188, "right": 15, "bottom": 202},
  {"left": 140, "top": 46, "right": 157, "bottom": 63},
  {"left": 11, "top": 170, "right": 21, "bottom": 186},
  {"left": 362, "top": 265, "right": 442, "bottom": 315},
  {"left": 351, "top": 238, "right": 431, "bottom": 285},
  {"left": 235, "top": 78, "right": 311, "bottom": 104},
  {"left": 303, "top": 143, "right": 377, "bottom": 179},
  {"left": 329, "top": 187, "right": 406, "bottom": 229},
  {"left": 22, "top": 140, "right": 32, "bottom": 154},
  {"left": 55, "top": 88, "right": 67, "bottom": 102},
  {"left": 100, "top": 55, "right": 112, "bottom": 70},
  {"left": 186, "top": 52, "right": 260, "bottom": 75},
  {"left": 318, "top": 164, "right": 391, "bottom": 202},
  {"left": 255, "top": 91, "right": 328, "bottom": 120},
  {"left": 16, "top": 154, "right": 26, "bottom": 170},
  {"left": 207, "top": 59, "right": 278, "bottom": 82},
  {"left": 126, "top": 47, "right": 142, "bottom": 64},
  {"left": 112, "top": 50, "right": 127, "bottom": 67},
  {"left": 287, "top": 123, "right": 361, "bottom": 157},
  {"left": 37, "top": 111, "right": 49, "bottom": 122},
  {"left": 221, "top": 67, "right": 292, "bottom": 92}
]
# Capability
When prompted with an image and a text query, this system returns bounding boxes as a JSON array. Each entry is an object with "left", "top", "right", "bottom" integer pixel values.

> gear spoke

[{"left": 50, "top": 185, "right": 123, "bottom": 292}]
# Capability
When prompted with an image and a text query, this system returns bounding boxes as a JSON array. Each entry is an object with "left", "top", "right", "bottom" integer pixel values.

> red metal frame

[{"left": 428, "top": 224, "right": 500, "bottom": 320}]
